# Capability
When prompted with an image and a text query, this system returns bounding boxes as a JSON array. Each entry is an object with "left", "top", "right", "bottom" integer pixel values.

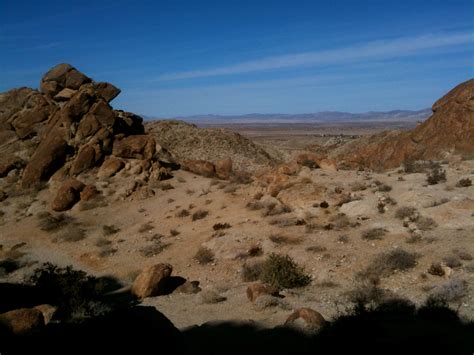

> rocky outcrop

[
  {"left": 329, "top": 79, "right": 474, "bottom": 170},
  {"left": 246, "top": 283, "right": 279, "bottom": 303},
  {"left": 0, "top": 308, "right": 45, "bottom": 335},
  {"left": 182, "top": 159, "right": 216, "bottom": 178},
  {"left": 131, "top": 263, "right": 173, "bottom": 298},
  {"left": 0, "top": 63, "right": 174, "bottom": 196},
  {"left": 216, "top": 157, "right": 233, "bottom": 179},
  {"left": 51, "top": 178, "right": 85, "bottom": 211},
  {"left": 284, "top": 308, "right": 326, "bottom": 333}
]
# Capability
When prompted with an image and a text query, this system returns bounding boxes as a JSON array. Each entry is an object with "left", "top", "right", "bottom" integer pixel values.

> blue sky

[{"left": 1, "top": 0, "right": 473, "bottom": 116}]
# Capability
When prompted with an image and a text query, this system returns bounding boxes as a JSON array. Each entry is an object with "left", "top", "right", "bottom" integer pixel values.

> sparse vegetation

[
  {"left": 138, "top": 222, "right": 154, "bottom": 233},
  {"left": 29, "top": 263, "right": 124, "bottom": 321},
  {"left": 338, "top": 235, "right": 349, "bottom": 244},
  {"left": 443, "top": 255, "right": 462, "bottom": 268},
  {"left": 170, "top": 229, "right": 180, "bottom": 236},
  {"left": 241, "top": 261, "right": 265, "bottom": 282},
  {"left": 431, "top": 278, "right": 469, "bottom": 302},
  {"left": 415, "top": 216, "right": 437, "bottom": 231},
  {"left": 426, "top": 166, "right": 446, "bottom": 185},
  {"left": 102, "top": 224, "right": 120, "bottom": 236},
  {"left": 395, "top": 206, "right": 418, "bottom": 220},
  {"left": 306, "top": 245, "right": 327, "bottom": 253},
  {"left": 54, "top": 225, "right": 86, "bottom": 243},
  {"left": 213, "top": 222, "right": 231, "bottom": 230},
  {"left": 139, "top": 242, "right": 169, "bottom": 257},
  {"left": 361, "top": 228, "right": 386, "bottom": 240},
  {"left": 358, "top": 249, "right": 419, "bottom": 279},
  {"left": 269, "top": 234, "right": 301, "bottom": 245},
  {"left": 428, "top": 262, "right": 445, "bottom": 276},
  {"left": 456, "top": 178, "right": 472, "bottom": 187},
  {"left": 194, "top": 246, "right": 215, "bottom": 264},
  {"left": 452, "top": 249, "right": 473, "bottom": 261},
  {"left": 192, "top": 209, "right": 209, "bottom": 221},
  {"left": 260, "top": 253, "right": 311, "bottom": 289},
  {"left": 406, "top": 234, "right": 422, "bottom": 244},
  {"left": 176, "top": 209, "right": 190, "bottom": 217},
  {"left": 376, "top": 183, "right": 392, "bottom": 192},
  {"left": 37, "top": 212, "right": 72, "bottom": 232}
]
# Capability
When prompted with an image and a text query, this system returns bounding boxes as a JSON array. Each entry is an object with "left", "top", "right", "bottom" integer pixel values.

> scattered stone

[
  {"left": 284, "top": 308, "right": 326, "bottom": 333},
  {"left": 51, "top": 178, "right": 86, "bottom": 211},
  {"left": 0, "top": 308, "right": 44, "bottom": 335},
  {"left": 131, "top": 263, "right": 173, "bottom": 298}
]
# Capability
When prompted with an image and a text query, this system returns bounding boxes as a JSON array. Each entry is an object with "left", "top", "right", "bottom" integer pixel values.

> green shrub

[{"left": 261, "top": 253, "right": 311, "bottom": 289}]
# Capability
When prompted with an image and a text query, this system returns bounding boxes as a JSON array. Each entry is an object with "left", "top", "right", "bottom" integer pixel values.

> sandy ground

[{"left": 1, "top": 155, "right": 473, "bottom": 329}]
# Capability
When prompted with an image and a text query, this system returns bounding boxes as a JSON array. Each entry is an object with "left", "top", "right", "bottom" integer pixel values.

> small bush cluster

[
  {"left": 269, "top": 234, "right": 301, "bottom": 245},
  {"left": 358, "top": 249, "right": 419, "bottom": 279},
  {"left": 194, "top": 246, "right": 215, "bottom": 264},
  {"left": 213, "top": 223, "right": 231, "bottom": 230},
  {"left": 426, "top": 166, "right": 447, "bottom": 185},
  {"left": 241, "top": 261, "right": 265, "bottom": 282},
  {"left": 361, "top": 228, "right": 386, "bottom": 240},
  {"left": 456, "top": 178, "right": 472, "bottom": 187},
  {"left": 260, "top": 253, "right": 311, "bottom": 289},
  {"left": 192, "top": 209, "right": 209, "bottom": 221}
]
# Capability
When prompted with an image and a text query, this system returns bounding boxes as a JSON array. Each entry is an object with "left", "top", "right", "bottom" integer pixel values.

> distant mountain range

[{"left": 148, "top": 109, "right": 432, "bottom": 124}]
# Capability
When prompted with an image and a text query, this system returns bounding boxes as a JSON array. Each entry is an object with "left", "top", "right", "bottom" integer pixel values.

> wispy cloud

[{"left": 156, "top": 31, "right": 473, "bottom": 81}]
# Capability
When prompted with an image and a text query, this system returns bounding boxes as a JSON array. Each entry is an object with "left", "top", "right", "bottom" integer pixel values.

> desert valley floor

[{"left": 1, "top": 121, "right": 473, "bottom": 329}]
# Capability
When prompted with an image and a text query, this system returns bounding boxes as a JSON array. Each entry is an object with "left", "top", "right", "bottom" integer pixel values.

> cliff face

[{"left": 330, "top": 79, "right": 474, "bottom": 170}]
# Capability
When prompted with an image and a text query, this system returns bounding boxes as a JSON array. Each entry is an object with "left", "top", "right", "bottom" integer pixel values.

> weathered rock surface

[
  {"left": 182, "top": 159, "right": 216, "bottom": 178},
  {"left": 246, "top": 283, "right": 279, "bottom": 303},
  {"left": 284, "top": 308, "right": 326, "bottom": 333},
  {"left": 131, "top": 263, "right": 173, "bottom": 298},
  {"left": 51, "top": 178, "right": 85, "bottom": 211},
  {"left": 216, "top": 157, "right": 233, "bottom": 179},
  {"left": 329, "top": 79, "right": 474, "bottom": 170},
  {"left": 0, "top": 308, "right": 45, "bottom": 335}
]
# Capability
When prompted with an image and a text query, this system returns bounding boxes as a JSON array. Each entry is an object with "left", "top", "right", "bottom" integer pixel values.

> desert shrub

[
  {"left": 269, "top": 234, "right": 301, "bottom": 245},
  {"left": 247, "top": 244, "right": 263, "bottom": 257},
  {"left": 262, "top": 203, "right": 291, "bottom": 217},
  {"left": 268, "top": 217, "right": 299, "bottom": 227},
  {"left": 431, "top": 278, "right": 469, "bottom": 302},
  {"left": 176, "top": 209, "right": 190, "bottom": 217},
  {"left": 347, "top": 278, "right": 390, "bottom": 308},
  {"left": 98, "top": 246, "right": 117, "bottom": 258},
  {"left": 443, "top": 255, "right": 462, "bottom": 268},
  {"left": 361, "top": 228, "right": 386, "bottom": 240},
  {"left": 102, "top": 224, "right": 120, "bottom": 236},
  {"left": 329, "top": 213, "right": 353, "bottom": 229},
  {"left": 452, "top": 249, "right": 473, "bottom": 261},
  {"left": 426, "top": 167, "right": 446, "bottom": 185},
  {"left": 395, "top": 206, "right": 418, "bottom": 220},
  {"left": 158, "top": 182, "right": 174, "bottom": 190},
  {"left": 246, "top": 200, "right": 265, "bottom": 210},
  {"left": 376, "top": 184, "right": 392, "bottom": 192},
  {"left": 455, "top": 178, "right": 472, "bottom": 187},
  {"left": 192, "top": 209, "right": 209, "bottom": 221},
  {"left": 428, "top": 262, "right": 445, "bottom": 276},
  {"left": 350, "top": 181, "right": 367, "bottom": 192},
  {"left": 406, "top": 234, "right": 422, "bottom": 244},
  {"left": 338, "top": 235, "right": 349, "bottom": 243},
  {"left": 138, "top": 223, "right": 154, "bottom": 233},
  {"left": 358, "top": 249, "right": 419, "bottom": 279},
  {"left": 426, "top": 197, "right": 450, "bottom": 207},
  {"left": 37, "top": 212, "right": 72, "bottom": 232},
  {"left": 95, "top": 237, "right": 112, "bottom": 247},
  {"left": 260, "top": 253, "right": 311, "bottom": 289},
  {"left": 404, "top": 159, "right": 441, "bottom": 174},
  {"left": 54, "top": 226, "right": 86, "bottom": 243},
  {"left": 230, "top": 171, "right": 253, "bottom": 185},
  {"left": 415, "top": 216, "right": 437, "bottom": 231},
  {"left": 305, "top": 245, "right": 327, "bottom": 253},
  {"left": 241, "top": 261, "right": 265, "bottom": 282},
  {"left": 29, "top": 263, "right": 125, "bottom": 321},
  {"left": 194, "top": 246, "right": 214, "bottom": 264},
  {"left": 213, "top": 223, "right": 231, "bottom": 230},
  {"left": 139, "top": 242, "right": 169, "bottom": 257},
  {"left": 169, "top": 229, "right": 180, "bottom": 236}
]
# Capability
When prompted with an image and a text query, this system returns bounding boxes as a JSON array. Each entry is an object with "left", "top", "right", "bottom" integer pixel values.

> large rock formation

[
  {"left": 328, "top": 79, "right": 474, "bottom": 170},
  {"left": 0, "top": 64, "right": 172, "bottom": 197}
]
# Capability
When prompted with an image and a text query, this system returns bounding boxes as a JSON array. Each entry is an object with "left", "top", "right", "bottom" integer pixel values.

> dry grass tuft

[
  {"left": 194, "top": 246, "right": 214, "bottom": 264},
  {"left": 192, "top": 209, "right": 209, "bottom": 221}
]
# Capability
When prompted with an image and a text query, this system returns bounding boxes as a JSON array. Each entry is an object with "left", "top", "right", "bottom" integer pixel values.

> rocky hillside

[
  {"left": 145, "top": 120, "right": 277, "bottom": 172},
  {"left": 327, "top": 79, "right": 474, "bottom": 170},
  {"left": 0, "top": 64, "right": 173, "bottom": 209}
]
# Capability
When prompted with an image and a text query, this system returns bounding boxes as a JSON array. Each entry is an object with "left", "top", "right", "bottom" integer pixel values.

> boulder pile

[{"left": 0, "top": 63, "right": 175, "bottom": 209}]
